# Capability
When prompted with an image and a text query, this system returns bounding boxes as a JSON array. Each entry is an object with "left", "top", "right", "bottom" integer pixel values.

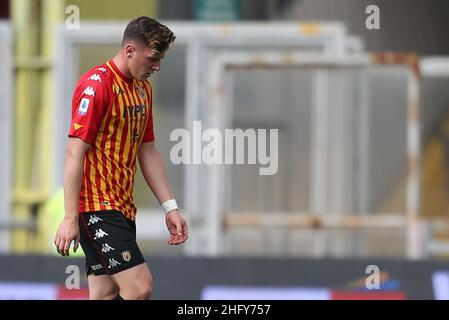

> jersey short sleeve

[{"left": 68, "top": 69, "right": 111, "bottom": 145}]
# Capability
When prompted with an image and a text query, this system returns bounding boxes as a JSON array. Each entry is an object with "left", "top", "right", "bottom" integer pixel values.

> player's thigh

[
  {"left": 88, "top": 274, "right": 119, "bottom": 300},
  {"left": 112, "top": 262, "right": 153, "bottom": 299}
]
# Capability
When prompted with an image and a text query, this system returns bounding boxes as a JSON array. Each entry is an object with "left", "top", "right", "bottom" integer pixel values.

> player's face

[{"left": 129, "top": 44, "right": 164, "bottom": 81}]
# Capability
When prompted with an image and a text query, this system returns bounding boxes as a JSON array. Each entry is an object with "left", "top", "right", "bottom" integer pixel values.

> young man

[{"left": 54, "top": 17, "right": 188, "bottom": 300}]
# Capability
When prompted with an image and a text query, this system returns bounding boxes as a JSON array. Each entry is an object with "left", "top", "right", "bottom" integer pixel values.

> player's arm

[
  {"left": 64, "top": 137, "right": 90, "bottom": 221},
  {"left": 138, "top": 142, "right": 174, "bottom": 204},
  {"left": 54, "top": 137, "right": 90, "bottom": 256},
  {"left": 55, "top": 69, "right": 109, "bottom": 256},
  {"left": 138, "top": 142, "right": 188, "bottom": 245}
]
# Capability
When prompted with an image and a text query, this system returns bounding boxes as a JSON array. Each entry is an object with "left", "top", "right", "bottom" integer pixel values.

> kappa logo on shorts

[
  {"left": 101, "top": 243, "right": 115, "bottom": 253},
  {"left": 108, "top": 258, "right": 121, "bottom": 269},
  {"left": 121, "top": 251, "right": 132, "bottom": 262},
  {"left": 87, "top": 214, "right": 103, "bottom": 225},
  {"left": 91, "top": 264, "right": 103, "bottom": 271},
  {"left": 94, "top": 228, "right": 108, "bottom": 240}
]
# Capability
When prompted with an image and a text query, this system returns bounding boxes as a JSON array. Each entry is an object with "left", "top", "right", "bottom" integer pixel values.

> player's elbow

[
  {"left": 137, "top": 143, "right": 155, "bottom": 165},
  {"left": 65, "top": 138, "right": 90, "bottom": 161}
]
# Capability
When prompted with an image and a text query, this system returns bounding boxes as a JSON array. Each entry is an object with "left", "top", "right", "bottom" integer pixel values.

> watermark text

[
  {"left": 65, "top": 265, "right": 80, "bottom": 289},
  {"left": 365, "top": 264, "right": 380, "bottom": 289},
  {"left": 170, "top": 121, "right": 278, "bottom": 175},
  {"left": 65, "top": 5, "right": 80, "bottom": 30},
  {"left": 365, "top": 5, "right": 380, "bottom": 30}
]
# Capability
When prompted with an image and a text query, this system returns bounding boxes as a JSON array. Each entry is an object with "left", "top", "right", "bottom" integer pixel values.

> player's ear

[{"left": 125, "top": 44, "right": 136, "bottom": 58}]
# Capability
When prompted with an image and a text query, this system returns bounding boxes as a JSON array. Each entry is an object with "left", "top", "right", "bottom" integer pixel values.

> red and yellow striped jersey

[{"left": 68, "top": 60, "right": 154, "bottom": 221}]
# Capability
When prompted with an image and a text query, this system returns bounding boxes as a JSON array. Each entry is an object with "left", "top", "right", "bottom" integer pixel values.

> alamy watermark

[
  {"left": 365, "top": 5, "right": 380, "bottom": 30},
  {"left": 365, "top": 264, "right": 380, "bottom": 290},
  {"left": 170, "top": 121, "right": 278, "bottom": 175},
  {"left": 65, "top": 265, "right": 80, "bottom": 290},
  {"left": 65, "top": 5, "right": 80, "bottom": 30}
]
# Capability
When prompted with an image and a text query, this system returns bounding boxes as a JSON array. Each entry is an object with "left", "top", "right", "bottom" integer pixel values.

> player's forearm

[
  {"left": 138, "top": 144, "right": 174, "bottom": 204},
  {"left": 63, "top": 148, "right": 85, "bottom": 221}
]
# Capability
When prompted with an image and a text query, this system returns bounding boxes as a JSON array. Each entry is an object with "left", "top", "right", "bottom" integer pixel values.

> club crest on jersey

[
  {"left": 136, "top": 85, "right": 146, "bottom": 99},
  {"left": 78, "top": 97, "right": 90, "bottom": 115}
]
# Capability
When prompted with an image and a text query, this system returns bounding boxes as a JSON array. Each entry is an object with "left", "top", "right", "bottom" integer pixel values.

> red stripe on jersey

[
  {"left": 142, "top": 83, "right": 155, "bottom": 143},
  {"left": 122, "top": 84, "right": 139, "bottom": 199},
  {"left": 116, "top": 81, "right": 132, "bottom": 217},
  {"left": 120, "top": 83, "right": 137, "bottom": 219},
  {"left": 84, "top": 152, "right": 96, "bottom": 211},
  {"left": 106, "top": 80, "right": 123, "bottom": 208},
  {"left": 82, "top": 162, "right": 91, "bottom": 212},
  {"left": 141, "top": 83, "right": 153, "bottom": 143},
  {"left": 97, "top": 109, "right": 113, "bottom": 211}
]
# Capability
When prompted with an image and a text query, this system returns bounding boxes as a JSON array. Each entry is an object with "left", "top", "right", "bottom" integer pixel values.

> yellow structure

[{"left": 39, "top": 188, "right": 84, "bottom": 256}]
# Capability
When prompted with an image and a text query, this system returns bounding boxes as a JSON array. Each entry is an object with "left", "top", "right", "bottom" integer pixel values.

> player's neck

[{"left": 112, "top": 53, "right": 133, "bottom": 81}]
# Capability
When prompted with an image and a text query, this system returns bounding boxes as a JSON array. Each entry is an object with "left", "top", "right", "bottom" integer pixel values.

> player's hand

[
  {"left": 54, "top": 217, "right": 80, "bottom": 257},
  {"left": 165, "top": 210, "right": 188, "bottom": 245}
]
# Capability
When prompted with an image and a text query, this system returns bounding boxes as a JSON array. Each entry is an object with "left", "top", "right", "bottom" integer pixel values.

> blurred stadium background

[{"left": 2, "top": 0, "right": 449, "bottom": 299}]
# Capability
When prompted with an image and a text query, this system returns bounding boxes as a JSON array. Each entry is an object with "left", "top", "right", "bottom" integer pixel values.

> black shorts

[{"left": 79, "top": 210, "right": 145, "bottom": 276}]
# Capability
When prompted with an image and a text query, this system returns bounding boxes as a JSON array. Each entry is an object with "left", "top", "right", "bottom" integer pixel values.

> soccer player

[{"left": 54, "top": 17, "right": 188, "bottom": 300}]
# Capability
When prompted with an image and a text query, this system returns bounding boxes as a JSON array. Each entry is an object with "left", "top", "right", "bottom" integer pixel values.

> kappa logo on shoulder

[
  {"left": 88, "top": 74, "right": 102, "bottom": 82},
  {"left": 83, "top": 86, "right": 95, "bottom": 97}
]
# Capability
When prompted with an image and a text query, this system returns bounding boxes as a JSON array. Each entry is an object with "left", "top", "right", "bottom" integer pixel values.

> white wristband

[{"left": 161, "top": 199, "right": 178, "bottom": 214}]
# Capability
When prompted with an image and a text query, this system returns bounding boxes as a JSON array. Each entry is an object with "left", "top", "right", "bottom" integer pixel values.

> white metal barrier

[
  {"left": 193, "top": 51, "right": 422, "bottom": 257},
  {"left": 419, "top": 56, "right": 449, "bottom": 256}
]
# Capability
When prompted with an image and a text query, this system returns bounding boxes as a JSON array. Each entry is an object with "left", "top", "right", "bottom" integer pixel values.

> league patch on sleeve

[{"left": 78, "top": 97, "right": 90, "bottom": 115}]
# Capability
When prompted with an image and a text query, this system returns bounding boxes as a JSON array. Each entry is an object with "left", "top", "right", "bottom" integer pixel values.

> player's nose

[{"left": 153, "top": 61, "right": 161, "bottom": 71}]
